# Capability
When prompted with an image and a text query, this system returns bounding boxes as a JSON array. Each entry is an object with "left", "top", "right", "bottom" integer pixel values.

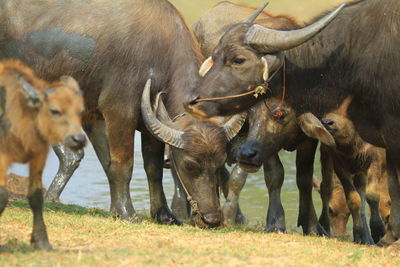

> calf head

[
  {"left": 185, "top": 3, "right": 346, "bottom": 119},
  {"left": 141, "top": 79, "right": 246, "bottom": 228},
  {"left": 19, "top": 74, "right": 86, "bottom": 149},
  {"left": 320, "top": 112, "right": 358, "bottom": 148},
  {"left": 329, "top": 179, "right": 351, "bottom": 238}
]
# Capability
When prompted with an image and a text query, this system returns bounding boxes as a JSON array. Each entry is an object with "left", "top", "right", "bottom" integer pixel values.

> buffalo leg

[
  {"left": 264, "top": 154, "right": 285, "bottom": 232},
  {"left": 319, "top": 145, "right": 333, "bottom": 236},
  {"left": 221, "top": 165, "right": 247, "bottom": 225},
  {"left": 354, "top": 173, "right": 374, "bottom": 244},
  {"left": 296, "top": 139, "right": 324, "bottom": 235},
  {"left": 379, "top": 150, "right": 400, "bottom": 246},
  {"left": 45, "top": 144, "right": 84, "bottom": 202},
  {"left": 367, "top": 195, "right": 386, "bottom": 243},
  {"left": 335, "top": 167, "right": 373, "bottom": 244},
  {"left": 85, "top": 119, "right": 137, "bottom": 221},
  {"left": 28, "top": 152, "right": 52, "bottom": 250},
  {"left": 141, "top": 130, "right": 181, "bottom": 225},
  {"left": 0, "top": 156, "right": 9, "bottom": 215}
]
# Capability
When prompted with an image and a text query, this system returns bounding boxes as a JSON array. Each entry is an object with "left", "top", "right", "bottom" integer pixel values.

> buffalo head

[
  {"left": 141, "top": 79, "right": 246, "bottom": 228},
  {"left": 237, "top": 98, "right": 298, "bottom": 172},
  {"left": 184, "top": 3, "right": 346, "bottom": 119}
]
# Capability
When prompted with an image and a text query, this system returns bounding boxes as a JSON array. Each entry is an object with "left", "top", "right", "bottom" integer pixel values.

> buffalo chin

[
  {"left": 191, "top": 213, "right": 222, "bottom": 229},
  {"left": 238, "top": 162, "right": 262, "bottom": 173}
]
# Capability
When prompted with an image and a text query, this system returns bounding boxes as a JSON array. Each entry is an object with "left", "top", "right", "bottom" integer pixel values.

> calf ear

[
  {"left": 60, "top": 75, "right": 80, "bottom": 92},
  {"left": 298, "top": 113, "right": 336, "bottom": 147},
  {"left": 199, "top": 57, "right": 213, "bottom": 77},
  {"left": 18, "top": 76, "right": 42, "bottom": 108}
]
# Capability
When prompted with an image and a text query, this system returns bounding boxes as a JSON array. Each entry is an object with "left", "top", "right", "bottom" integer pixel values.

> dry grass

[
  {"left": 170, "top": 0, "right": 352, "bottom": 24},
  {"left": 1, "top": 201, "right": 399, "bottom": 266}
]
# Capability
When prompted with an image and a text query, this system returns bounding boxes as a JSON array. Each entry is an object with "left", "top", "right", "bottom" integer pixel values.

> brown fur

[
  {"left": 181, "top": 122, "right": 228, "bottom": 168},
  {"left": 321, "top": 109, "right": 390, "bottom": 242},
  {"left": 0, "top": 59, "right": 84, "bottom": 250},
  {"left": 0, "top": 60, "right": 84, "bottom": 167}
]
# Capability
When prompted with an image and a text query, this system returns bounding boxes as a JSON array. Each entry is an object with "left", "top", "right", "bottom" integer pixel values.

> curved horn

[
  {"left": 223, "top": 112, "right": 247, "bottom": 141},
  {"left": 141, "top": 79, "right": 185, "bottom": 149},
  {"left": 243, "top": 2, "right": 269, "bottom": 24},
  {"left": 244, "top": 3, "right": 346, "bottom": 53}
]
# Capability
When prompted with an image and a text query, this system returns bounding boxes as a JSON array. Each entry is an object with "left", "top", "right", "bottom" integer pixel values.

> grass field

[
  {"left": 170, "top": 0, "right": 351, "bottom": 24},
  {"left": 1, "top": 201, "right": 399, "bottom": 266}
]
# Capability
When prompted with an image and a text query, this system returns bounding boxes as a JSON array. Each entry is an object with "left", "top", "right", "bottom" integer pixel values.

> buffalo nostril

[
  {"left": 202, "top": 212, "right": 221, "bottom": 226},
  {"left": 321, "top": 118, "right": 334, "bottom": 126},
  {"left": 72, "top": 134, "right": 87, "bottom": 146},
  {"left": 239, "top": 148, "right": 258, "bottom": 160}
]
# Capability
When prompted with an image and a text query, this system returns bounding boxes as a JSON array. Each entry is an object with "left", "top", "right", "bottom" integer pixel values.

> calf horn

[
  {"left": 141, "top": 79, "right": 185, "bottom": 149},
  {"left": 243, "top": 2, "right": 269, "bottom": 24},
  {"left": 244, "top": 3, "right": 346, "bottom": 53},
  {"left": 223, "top": 113, "right": 247, "bottom": 141},
  {"left": 18, "top": 75, "right": 41, "bottom": 108}
]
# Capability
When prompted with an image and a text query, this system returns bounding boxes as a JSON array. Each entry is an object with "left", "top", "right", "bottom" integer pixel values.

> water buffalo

[
  {"left": 189, "top": 2, "right": 336, "bottom": 231},
  {"left": 0, "top": 59, "right": 85, "bottom": 250},
  {"left": 0, "top": 0, "right": 252, "bottom": 228},
  {"left": 141, "top": 79, "right": 246, "bottom": 227},
  {"left": 186, "top": 0, "right": 400, "bottom": 246}
]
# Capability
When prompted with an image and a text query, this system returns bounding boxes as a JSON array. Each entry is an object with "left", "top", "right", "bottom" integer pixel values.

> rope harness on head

[
  {"left": 264, "top": 59, "right": 286, "bottom": 118},
  {"left": 191, "top": 58, "right": 287, "bottom": 118},
  {"left": 169, "top": 150, "right": 202, "bottom": 217}
]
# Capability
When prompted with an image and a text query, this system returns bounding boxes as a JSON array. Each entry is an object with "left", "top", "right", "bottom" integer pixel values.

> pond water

[{"left": 9, "top": 132, "right": 322, "bottom": 232}]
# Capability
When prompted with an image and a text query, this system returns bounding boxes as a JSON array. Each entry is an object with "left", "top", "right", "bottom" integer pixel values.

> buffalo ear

[
  {"left": 18, "top": 76, "right": 42, "bottom": 108},
  {"left": 60, "top": 75, "right": 80, "bottom": 92},
  {"left": 298, "top": 113, "right": 336, "bottom": 147},
  {"left": 199, "top": 57, "right": 213, "bottom": 77}
]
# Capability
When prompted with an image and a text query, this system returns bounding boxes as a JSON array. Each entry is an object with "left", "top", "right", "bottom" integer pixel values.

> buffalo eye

[
  {"left": 184, "top": 161, "right": 199, "bottom": 174},
  {"left": 49, "top": 108, "right": 62, "bottom": 116},
  {"left": 232, "top": 57, "right": 246, "bottom": 65}
]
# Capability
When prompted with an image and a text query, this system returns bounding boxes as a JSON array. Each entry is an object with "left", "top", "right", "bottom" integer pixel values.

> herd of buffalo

[{"left": 0, "top": 0, "right": 399, "bottom": 251}]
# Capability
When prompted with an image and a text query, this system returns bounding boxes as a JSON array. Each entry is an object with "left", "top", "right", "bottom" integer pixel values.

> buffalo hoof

[
  {"left": 222, "top": 202, "right": 237, "bottom": 225},
  {"left": 32, "top": 240, "right": 53, "bottom": 251},
  {"left": 235, "top": 211, "right": 246, "bottom": 225},
  {"left": 265, "top": 223, "right": 286, "bottom": 233},
  {"left": 317, "top": 223, "right": 330, "bottom": 237},
  {"left": 113, "top": 211, "right": 142, "bottom": 223},
  {"left": 370, "top": 218, "right": 386, "bottom": 244},
  {"left": 154, "top": 208, "right": 182, "bottom": 226},
  {"left": 353, "top": 228, "right": 374, "bottom": 245}
]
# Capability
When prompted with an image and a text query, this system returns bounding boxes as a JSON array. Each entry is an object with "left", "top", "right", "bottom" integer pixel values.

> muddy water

[{"left": 9, "top": 133, "right": 322, "bottom": 231}]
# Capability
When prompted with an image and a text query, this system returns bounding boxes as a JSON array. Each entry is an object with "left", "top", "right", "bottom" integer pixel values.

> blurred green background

[{"left": 170, "top": 0, "right": 349, "bottom": 24}]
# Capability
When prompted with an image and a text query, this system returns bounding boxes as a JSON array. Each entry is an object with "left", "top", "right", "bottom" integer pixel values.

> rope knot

[{"left": 188, "top": 197, "right": 200, "bottom": 215}]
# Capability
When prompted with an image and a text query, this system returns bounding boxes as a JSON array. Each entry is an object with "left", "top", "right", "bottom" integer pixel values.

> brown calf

[
  {"left": 301, "top": 98, "right": 389, "bottom": 244},
  {"left": 0, "top": 59, "right": 85, "bottom": 250}
]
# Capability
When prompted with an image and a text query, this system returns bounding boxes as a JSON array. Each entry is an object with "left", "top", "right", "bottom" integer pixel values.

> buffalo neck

[{"left": 273, "top": 0, "right": 399, "bottom": 120}]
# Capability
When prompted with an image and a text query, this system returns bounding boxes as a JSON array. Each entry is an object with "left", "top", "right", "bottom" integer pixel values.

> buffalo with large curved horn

[
  {"left": 141, "top": 78, "right": 246, "bottom": 228},
  {"left": 186, "top": 3, "right": 347, "bottom": 119}
]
